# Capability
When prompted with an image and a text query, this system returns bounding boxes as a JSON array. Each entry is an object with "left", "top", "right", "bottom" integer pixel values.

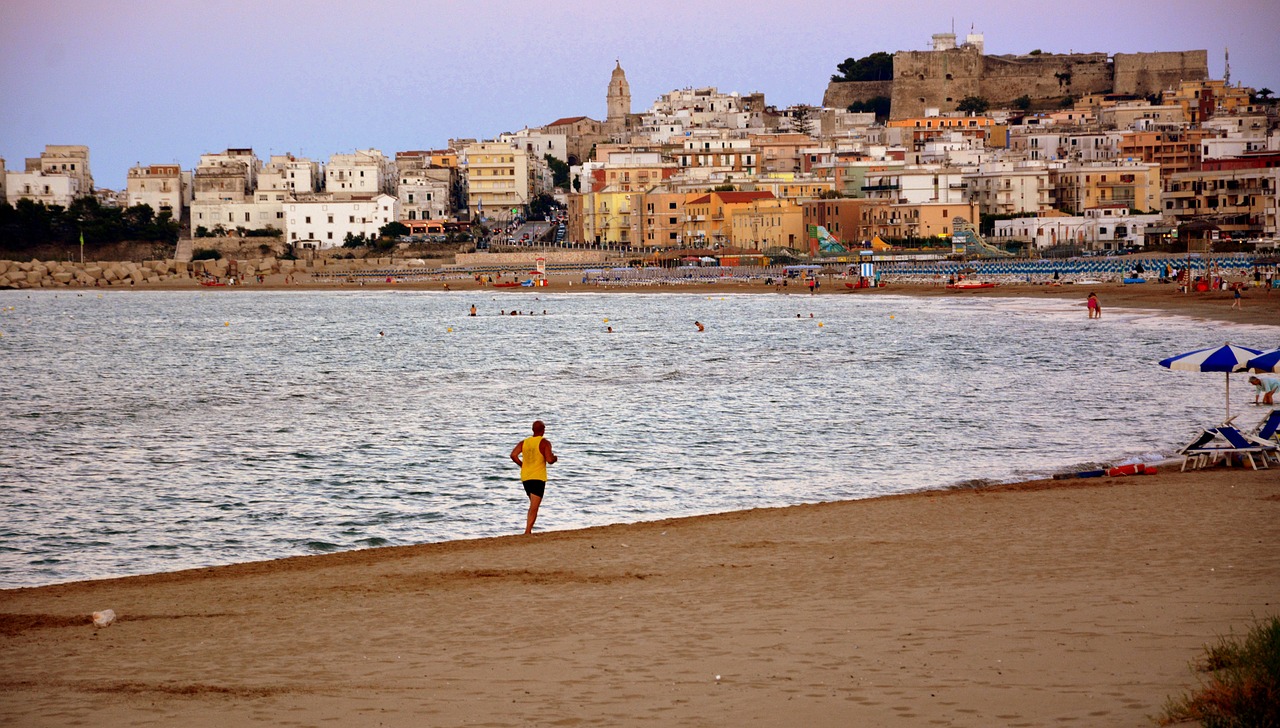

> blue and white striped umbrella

[
  {"left": 1246, "top": 348, "right": 1280, "bottom": 373},
  {"left": 1160, "top": 343, "right": 1264, "bottom": 421}
]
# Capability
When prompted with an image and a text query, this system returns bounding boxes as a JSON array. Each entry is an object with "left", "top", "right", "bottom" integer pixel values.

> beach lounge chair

[
  {"left": 1250, "top": 409, "right": 1280, "bottom": 446},
  {"left": 1178, "top": 425, "right": 1279, "bottom": 471}
]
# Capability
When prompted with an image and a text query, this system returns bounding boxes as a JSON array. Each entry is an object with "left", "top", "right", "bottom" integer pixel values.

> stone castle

[{"left": 823, "top": 37, "right": 1208, "bottom": 119}]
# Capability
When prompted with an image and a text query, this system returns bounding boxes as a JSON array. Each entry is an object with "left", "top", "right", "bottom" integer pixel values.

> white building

[
  {"left": 962, "top": 161, "right": 1053, "bottom": 216},
  {"left": 991, "top": 205, "right": 1162, "bottom": 251},
  {"left": 126, "top": 164, "right": 186, "bottom": 221},
  {"left": 5, "top": 167, "right": 81, "bottom": 207},
  {"left": 5, "top": 145, "right": 93, "bottom": 207},
  {"left": 396, "top": 162, "right": 453, "bottom": 221},
  {"left": 497, "top": 128, "right": 569, "bottom": 166},
  {"left": 326, "top": 149, "right": 395, "bottom": 198},
  {"left": 192, "top": 149, "right": 259, "bottom": 202},
  {"left": 259, "top": 154, "right": 322, "bottom": 194},
  {"left": 285, "top": 193, "right": 399, "bottom": 249},
  {"left": 863, "top": 165, "right": 967, "bottom": 205}
]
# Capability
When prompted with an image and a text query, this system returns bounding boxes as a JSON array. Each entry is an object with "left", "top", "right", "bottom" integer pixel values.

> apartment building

[
  {"left": 326, "top": 149, "right": 395, "bottom": 198},
  {"left": 579, "top": 189, "right": 636, "bottom": 247},
  {"left": 862, "top": 166, "right": 967, "bottom": 205},
  {"left": 190, "top": 149, "right": 281, "bottom": 232},
  {"left": 125, "top": 164, "right": 186, "bottom": 222},
  {"left": 634, "top": 189, "right": 692, "bottom": 249},
  {"left": 681, "top": 190, "right": 774, "bottom": 247},
  {"left": 395, "top": 151, "right": 454, "bottom": 221},
  {"left": 592, "top": 151, "right": 678, "bottom": 193},
  {"left": 991, "top": 206, "right": 1163, "bottom": 251},
  {"left": 1051, "top": 162, "right": 1162, "bottom": 214},
  {"left": 284, "top": 193, "right": 399, "bottom": 249},
  {"left": 748, "top": 133, "right": 814, "bottom": 174},
  {"left": 1117, "top": 130, "right": 1218, "bottom": 180},
  {"left": 258, "top": 154, "right": 322, "bottom": 195},
  {"left": 802, "top": 198, "right": 890, "bottom": 247},
  {"left": 5, "top": 144, "right": 93, "bottom": 207},
  {"left": 1164, "top": 166, "right": 1280, "bottom": 241},
  {"left": 728, "top": 198, "right": 805, "bottom": 251},
  {"left": 865, "top": 201, "right": 980, "bottom": 241},
  {"left": 464, "top": 141, "right": 536, "bottom": 221},
  {"left": 1164, "top": 79, "right": 1256, "bottom": 124},
  {"left": 887, "top": 116, "right": 1001, "bottom": 151},
  {"left": 963, "top": 162, "right": 1054, "bottom": 216},
  {"left": 675, "top": 132, "right": 757, "bottom": 174}
]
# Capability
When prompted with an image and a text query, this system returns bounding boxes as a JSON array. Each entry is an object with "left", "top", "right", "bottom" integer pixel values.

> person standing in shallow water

[
  {"left": 510, "top": 420, "right": 558, "bottom": 534},
  {"left": 1087, "top": 292, "right": 1101, "bottom": 319}
]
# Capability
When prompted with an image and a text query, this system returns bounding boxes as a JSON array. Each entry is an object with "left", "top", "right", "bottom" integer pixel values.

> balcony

[{"left": 861, "top": 184, "right": 900, "bottom": 192}]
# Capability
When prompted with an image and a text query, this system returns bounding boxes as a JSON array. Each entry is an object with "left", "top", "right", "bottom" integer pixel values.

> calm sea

[{"left": 1, "top": 288, "right": 1276, "bottom": 588}]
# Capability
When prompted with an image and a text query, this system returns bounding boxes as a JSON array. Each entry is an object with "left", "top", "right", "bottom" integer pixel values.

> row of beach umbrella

[{"left": 1159, "top": 344, "right": 1280, "bottom": 421}]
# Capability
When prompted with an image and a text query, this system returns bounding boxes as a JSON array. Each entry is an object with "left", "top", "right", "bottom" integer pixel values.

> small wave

[
  {"left": 356, "top": 537, "right": 389, "bottom": 547},
  {"left": 302, "top": 541, "right": 340, "bottom": 552}
]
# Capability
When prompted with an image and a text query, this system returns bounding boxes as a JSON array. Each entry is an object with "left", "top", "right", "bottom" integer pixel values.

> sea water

[{"left": 1, "top": 288, "right": 1276, "bottom": 588}]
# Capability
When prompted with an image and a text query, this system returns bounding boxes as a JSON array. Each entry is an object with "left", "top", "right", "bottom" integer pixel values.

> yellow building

[
  {"left": 581, "top": 189, "right": 636, "bottom": 246},
  {"left": 1051, "top": 162, "right": 1162, "bottom": 214},
  {"left": 1164, "top": 79, "right": 1257, "bottom": 124},
  {"left": 682, "top": 191, "right": 775, "bottom": 247},
  {"left": 464, "top": 141, "right": 532, "bottom": 221},
  {"left": 729, "top": 198, "right": 805, "bottom": 251}
]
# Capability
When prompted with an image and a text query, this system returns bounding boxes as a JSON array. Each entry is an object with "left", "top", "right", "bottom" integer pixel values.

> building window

[{"left": 305, "top": 216, "right": 311, "bottom": 224}]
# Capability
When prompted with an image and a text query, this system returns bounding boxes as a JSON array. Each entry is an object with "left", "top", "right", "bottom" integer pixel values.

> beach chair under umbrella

[{"left": 1159, "top": 343, "right": 1263, "bottom": 422}]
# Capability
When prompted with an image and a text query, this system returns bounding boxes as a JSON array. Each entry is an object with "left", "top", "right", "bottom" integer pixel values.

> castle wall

[
  {"left": 822, "top": 48, "right": 1210, "bottom": 121},
  {"left": 1113, "top": 50, "right": 1208, "bottom": 96},
  {"left": 978, "top": 53, "right": 1111, "bottom": 104},
  {"left": 822, "top": 80, "right": 893, "bottom": 111},
  {"left": 890, "top": 50, "right": 983, "bottom": 119}
]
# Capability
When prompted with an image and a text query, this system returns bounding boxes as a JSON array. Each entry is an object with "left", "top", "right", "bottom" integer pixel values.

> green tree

[
  {"left": 712, "top": 184, "right": 736, "bottom": 192},
  {"left": 956, "top": 96, "right": 990, "bottom": 114},
  {"left": 544, "top": 154, "right": 570, "bottom": 189},
  {"left": 528, "top": 192, "right": 560, "bottom": 219},
  {"left": 847, "top": 96, "right": 891, "bottom": 120},
  {"left": 379, "top": 221, "right": 410, "bottom": 239},
  {"left": 1012, "top": 95, "right": 1032, "bottom": 111},
  {"left": 832, "top": 52, "right": 894, "bottom": 82},
  {"left": 790, "top": 104, "right": 817, "bottom": 136}
]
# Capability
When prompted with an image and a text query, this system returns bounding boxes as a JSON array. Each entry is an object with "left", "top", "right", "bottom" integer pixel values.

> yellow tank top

[{"left": 521, "top": 436, "right": 547, "bottom": 481}]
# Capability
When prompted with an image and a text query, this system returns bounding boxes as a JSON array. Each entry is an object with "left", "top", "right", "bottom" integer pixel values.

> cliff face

[{"left": 822, "top": 49, "right": 1207, "bottom": 119}]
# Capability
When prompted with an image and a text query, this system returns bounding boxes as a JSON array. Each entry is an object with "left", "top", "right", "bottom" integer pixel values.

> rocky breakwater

[
  {"left": 0, "top": 258, "right": 194, "bottom": 289},
  {"left": 0, "top": 256, "right": 321, "bottom": 289}
]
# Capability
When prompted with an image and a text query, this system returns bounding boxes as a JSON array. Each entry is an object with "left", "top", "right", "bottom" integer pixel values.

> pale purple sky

[{"left": 2, "top": 0, "right": 1277, "bottom": 189}]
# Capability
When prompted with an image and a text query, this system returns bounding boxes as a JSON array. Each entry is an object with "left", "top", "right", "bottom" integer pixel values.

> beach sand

[{"left": 2, "top": 467, "right": 1278, "bottom": 727}]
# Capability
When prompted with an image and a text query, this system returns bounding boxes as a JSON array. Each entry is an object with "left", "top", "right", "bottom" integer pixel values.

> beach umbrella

[
  {"left": 1246, "top": 348, "right": 1280, "bottom": 373},
  {"left": 1159, "top": 343, "right": 1263, "bottom": 421}
]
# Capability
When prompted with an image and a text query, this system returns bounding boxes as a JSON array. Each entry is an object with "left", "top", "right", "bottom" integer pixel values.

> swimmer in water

[{"left": 695, "top": 321, "right": 705, "bottom": 332}]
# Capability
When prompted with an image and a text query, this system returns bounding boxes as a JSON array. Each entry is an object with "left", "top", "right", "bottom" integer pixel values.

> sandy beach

[{"left": 2, "top": 466, "right": 1278, "bottom": 727}]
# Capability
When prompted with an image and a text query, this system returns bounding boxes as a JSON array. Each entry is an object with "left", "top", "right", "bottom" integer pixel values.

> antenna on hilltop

[{"left": 1224, "top": 47, "right": 1231, "bottom": 86}]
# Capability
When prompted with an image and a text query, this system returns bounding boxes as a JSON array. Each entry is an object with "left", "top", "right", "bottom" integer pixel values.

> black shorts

[{"left": 523, "top": 480, "right": 546, "bottom": 498}]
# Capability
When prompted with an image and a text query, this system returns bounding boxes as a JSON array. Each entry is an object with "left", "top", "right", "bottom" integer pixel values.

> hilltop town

[{"left": 2, "top": 31, "right": 1278, "bottom": 279}]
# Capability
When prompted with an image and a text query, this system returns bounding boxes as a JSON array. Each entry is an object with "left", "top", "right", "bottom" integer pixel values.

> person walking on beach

[
  {"left": 510, "top": 420, "right": 558, "bottom": 534},
  {"left": 1231, "top": 285, "right": 1243, "bottom": 310},
  {"left": 1250, "top": 376, "right": 1280, "bottom": 406},
  {"left": 1087, "top": 292, "right": 1101, "bottom": 319}
]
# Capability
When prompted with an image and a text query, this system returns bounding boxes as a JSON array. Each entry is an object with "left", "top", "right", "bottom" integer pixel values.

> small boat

[{"left": 946, "top": 281, "right": 996, "bottom": 290}]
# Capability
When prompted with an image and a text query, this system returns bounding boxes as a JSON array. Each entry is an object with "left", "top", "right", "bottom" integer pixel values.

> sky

[{"left": 3, "top": 0, "right": 1278, "bottom": 190}]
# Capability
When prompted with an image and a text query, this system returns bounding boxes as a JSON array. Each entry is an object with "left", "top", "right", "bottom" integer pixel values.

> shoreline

[
  {"left": 15, "top": 274, "right": 1277, "bottom": 328},
  {"left": 2, "top": 466, "right": 1277, "bottom": 725}
]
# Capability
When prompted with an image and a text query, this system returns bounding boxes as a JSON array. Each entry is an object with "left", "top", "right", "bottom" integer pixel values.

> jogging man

[{"left": 510, "top": 420, "right": 558, "bottom": 534}]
